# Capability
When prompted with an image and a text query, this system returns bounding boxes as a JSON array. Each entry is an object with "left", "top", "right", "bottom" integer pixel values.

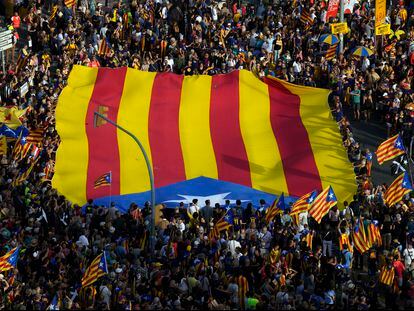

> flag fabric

[
  {"left": 12, "top": 160, "right": 37, "bottom": 187},
  {"left": 0, "top": 107, "right": 25, "bottom": 129},
  {"left": 305, "top": 231, "right": 313, "bottom": 249},
  {"left": 16, "top": 52, "right": 28, "bottom": 73},
  {"left": 367, "top": 220, "right": 382, "bottom": 247},
  {"left": 53, "top": 66, "right": 357, "bottom": 205},
  {"left": 309, "top": 186, "right": 337, "bottom": 223},
  {"left": 26, "top": 127, "right": 44, "bottom": 145},
  {"left": 352, "top": 218, "right": 370, "bottom": 254},
  {"left": 376, "top": 134, "right": 405, "bottom": 165},
  {"left": 64, "top": 0, "right": 77, "bottom": 7},
  {"left": 0, "top": 136, "right": 7, "bottom": 155},
  {"left": 30, "top": 144, "right": 41, "bottom": 161},
  {"left": 210, "top": 210, "right": 234, "bottom": 240},
  {"left": 265, "top": 193, "right": 285, "bottom": 223},
  {"left": 48, "top": 294, "right": 60, "bottom": 310},
  {"left": 300, "top": 10, "right": 313, "bottom": 24},
  {"left": 290, "top": 190, "right": 318, "bottom": 215},
  {"left": 49, "top": 5, "right": 58, "bottom": 21},
  {"left": 0, "top": 247, "right": 20, "bottom": 272},
  {"left": 98, "top": 39, "right": 111, "bottom": 56},
  {"left": 81, "top": 252, "right": 108, "bottom": 288},
  {"left": 42, "top": 160, "right": 55, "bottom": 181},
  {"left": 237, "top": 275, "right": 249, "bottom": 309},
  {"left": 0, "top": 125, "right": 28, "bottom": 139},
  {"left": 94, "top": 172, "right": 112, "bottom": 189},
  {"left": 13, "top": 136, "right": 32, "bottom": 162},
  {"left": 339, "top": 233, "right": 353, "bottom": 252},
  {"left": 325, "top": 43, "right": 339, "bottom": 60},
  {"left": 379, "top": 266, "right": 395, "bottom": 286},
  {"left": 384, "top": 172, "right": 413, "bottom": 206},
  {"left": 366, "top": 151, "right": 373, "bottom": 176}
]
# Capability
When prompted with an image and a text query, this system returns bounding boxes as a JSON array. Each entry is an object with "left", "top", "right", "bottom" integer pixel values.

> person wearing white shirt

[
  {"left": 177, "top": 218, "right": 185, "bottom": 233},
  {"left": 404, "top": 244, "right": 414, "bottom": 277},
  {"left": 298, "top": 211, "right": 308, "bottom": 232},
  {"left": 228, "top": 238, "right": 241, "bottom": 257},
  {"left": 189, "top": 199, "right": 200, "bottom": 216}
]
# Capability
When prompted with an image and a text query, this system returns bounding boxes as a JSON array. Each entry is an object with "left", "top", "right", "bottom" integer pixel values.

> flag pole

[
  {"left": 109, "top": 170, "right": 112, "bottom": 208},
  {"left": 339, "top": 0, "right": 344, "bottom": 53},
  {"left": 94, "top": 111, "right": 156, "bottom": 258}
]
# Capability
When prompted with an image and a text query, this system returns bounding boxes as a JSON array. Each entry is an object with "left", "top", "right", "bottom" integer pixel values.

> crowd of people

[{"left": 1, "top": 0, "right": 414, "bottom": 309}]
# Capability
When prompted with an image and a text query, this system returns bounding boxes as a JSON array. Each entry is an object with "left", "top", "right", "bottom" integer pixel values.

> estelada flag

[{"left": 53, "top": 66, "right": 356, "bottom": 205}]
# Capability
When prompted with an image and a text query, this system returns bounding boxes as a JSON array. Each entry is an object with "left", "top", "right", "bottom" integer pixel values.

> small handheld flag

[
  {"left": 352, "top": 218, "right": 370, "bottom": 254},
  {"left": 265, "top": 193, "right": 285, "bottom": 223},
  {"left": 384, "top": 172, "right": 412, "bottom": 206},
  {"left": 0, "top": 136, "right": 7, "bottom": 155},
  {"left": 94, "top": 172, "right": 112, "bottom": 189},
  {"left": 379, "top": 265, "right": 395, "bottom": 286},
  {"left": 325, "top": 43, "right": 339, "bottom": 60},
  {"left": 81, "top": 252, "right": 108, "bottom": 288},
  {"left": 290, "top": 190, "right": 318, "bottom": 215},
  {"left": 376, "top": 134, "right": 405, "bottom": 165},
  {"left": 0, "top": 247, "right": 20, "bottom": 272},
  {"left": 309, "top": 186, "right": 337, "bottom": 223},
  {"left": 209, "top": 210, "right": 234, "bottom": 240}
]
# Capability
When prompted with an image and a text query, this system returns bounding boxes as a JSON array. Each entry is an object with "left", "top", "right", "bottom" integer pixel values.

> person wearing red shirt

[
  {"left": 393, "top": 255, "right": 406, "bottom": 288},
  {"left": 11, "top": 12, "right": 21, "bottom": 29}
]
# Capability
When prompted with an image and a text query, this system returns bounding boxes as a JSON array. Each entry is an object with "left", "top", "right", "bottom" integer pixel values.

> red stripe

[
  {"left": 265, "top": 78, "right": 322, "bottom": 196},
  {"left": 85, "top": 67, "right": 127, "bottom": 200},
  {"left": 210, "top": 71, "right": 252, "bottom": 187},
  {"left": 148, "top": 73, "right": 186, "bottom": 188}
]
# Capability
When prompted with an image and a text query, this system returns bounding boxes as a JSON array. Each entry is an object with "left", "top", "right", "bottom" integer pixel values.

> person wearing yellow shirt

[{"left": 399, "top": 6, "right": 408, "bottom": 25}]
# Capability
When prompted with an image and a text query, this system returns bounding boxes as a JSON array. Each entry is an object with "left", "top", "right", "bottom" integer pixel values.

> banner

[
  {"left": 375, "top": 0, "right": 386, "bottom": 27},
  {"left": 331, "top": 22, "right": 349, "bottom": 34},
  {"left": 326, "top": 0, "right": 340, "bottom": 19},
  {"left": 375, "top": 23, "right": 391, "bottom": 35},
  {"left": 53, "top": 66, "right": 357, "bottom": 206}
]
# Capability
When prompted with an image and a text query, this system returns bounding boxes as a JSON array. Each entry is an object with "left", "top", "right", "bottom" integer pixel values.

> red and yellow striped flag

[
  {"left": 368, "top": 222, "right": 382, "bottom": 247},
  {"left": 26, "top": 127, "right": 44, "bottom": 145},
  {"left": 376, "top": 134, "right": 405, "bottom": 165},
  {"left": 64, "top": 0, "right": 77, "bottom": 7},
  {"left": 325, "top": 43, "right": 339, "bottom": 60},
  {"left": 308, "top": 186, "right": 337, "bottom": 223},
  {"left": 379, "top": 266, "right": 395, "bottom": 286},
  {"left": 53, "top": 67, "right": 356, "bottom": 205},
  {"left": 81, "top": 252, "right": 108, "bottom": 288},
  {"left": 98, "top": 39, "right": 111, "bottom": 56},
  {"left": 384, "top": 172, "right": 412, "bottom": 207},
  {"left": 290, "top": 190, "right": 318, "bottom": 215},
  {"left": 305, "top": 231, "right": 313, "bottom": 249},
  {"left": 339, "top": 233, "right": 353, "bottom": 252},
  {"left": 352, "top": 218, "right": 371, "bottom": 254}
]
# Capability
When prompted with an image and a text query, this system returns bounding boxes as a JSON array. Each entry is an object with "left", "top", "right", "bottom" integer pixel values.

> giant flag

[{"left": 53, "top": 66, "right": 356, "bottom": 205}]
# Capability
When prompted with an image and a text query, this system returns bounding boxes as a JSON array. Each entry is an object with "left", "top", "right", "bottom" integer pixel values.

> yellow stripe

[
  {"left": 117, "top": 69, "right": 156, "bottom": 194},
  {"left": 281, "top": 80, "right": 357, "bottom": 207},
  {"left": 179, "top": 75, "right": 218, "bottom": 179},
  {"left": 53, "top": 65, "right": 97, "bottom": 204},
  {"left": 239, "top": 70, "right": 288, "bottom": 194}
]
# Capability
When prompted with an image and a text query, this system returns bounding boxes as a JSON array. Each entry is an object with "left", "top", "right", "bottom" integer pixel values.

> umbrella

[
  {"left": 319, "top": 34, "right": 339, "bottom": 45},
  {"left": 389, "top": 29, "right": 405, "bottom": 40},
  {"left": 352, "top": 46, "right": 374, "bottom": 57},
  {"left": 405, "top": 103, "right": 414, "bottom": 110}
]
